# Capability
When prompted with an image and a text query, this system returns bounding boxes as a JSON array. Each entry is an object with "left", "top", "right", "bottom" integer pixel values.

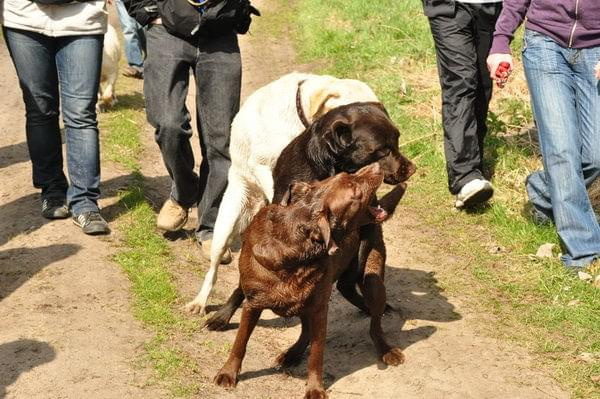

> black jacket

[
  {"left": 123, "top": 0, "right": 158, "bottom": 27},
  {"left": 124, "top": 0, "right": 258, "bottom": 39},
  {"left": 422, "top": 0, "right": 455, "bottom": 18}
]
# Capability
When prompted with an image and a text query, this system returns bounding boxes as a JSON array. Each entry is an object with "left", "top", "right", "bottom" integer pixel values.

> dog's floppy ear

[
  {"left": 316, "top": 209, "right": 338, "bottom": 255},
  {"left": 308, "top": 87, "right": 341, "bottom": 121},
  {"left": 371, "top": 101, "right": 390, "bottom": 117},
  {"left": 325, "top": 118, "right": 354, "bottom": 151},
  {"left": 280, "top": 181, "right": 313, "bottom": 206}
]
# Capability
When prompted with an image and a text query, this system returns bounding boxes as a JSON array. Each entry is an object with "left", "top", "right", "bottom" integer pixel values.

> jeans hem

[
  {"left": 71, "top": 204, "right": 100, "bottom": 217},
  {"left": 561, "top": 254, "right": 600, "bottom": 268},
  {"left": 196, "top": 229, "right": 213, "bottom": 242}
]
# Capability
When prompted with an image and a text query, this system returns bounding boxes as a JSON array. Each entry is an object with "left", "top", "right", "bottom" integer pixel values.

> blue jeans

[
  {"left": 3, "top": 28, "right": 104, "bottom": 216},
  {"left": 522, "top": 29, "right": 600, "bottom": 268},
  {"left": 116, "top": 0, "right": 145, "bottom": 69}
]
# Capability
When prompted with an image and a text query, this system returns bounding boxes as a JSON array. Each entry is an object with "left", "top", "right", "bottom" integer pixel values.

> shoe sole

[
  {"left": 157, "top": 216, "right": 188, "bottom": 232},
  {"left": 457, "top": 186, "right": 494, "bottom": 209},
  {"left": 72, "top": 219, "right": 110, "bottom": 235},
  {"left": 42, "top": 210, "right": 71, "bottom": 220}
]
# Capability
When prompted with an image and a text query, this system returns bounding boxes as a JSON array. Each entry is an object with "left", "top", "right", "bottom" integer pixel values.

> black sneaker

[
  {"left": 73, "top": 211, "right": 110, "bottom": 235},
  {"left": 41, "top": 197, "right": 70, "bottom": 219}
]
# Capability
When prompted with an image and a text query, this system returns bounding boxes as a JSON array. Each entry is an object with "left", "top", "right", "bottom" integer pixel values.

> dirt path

[
  {"left": 0, "top": 1, "right": 571, "bottom": 398},
  {"left": 0, "top": 27, "right": 164, "bottom": 399},
  {"left": 140, "top": 1, "right": 571, "bottom": 398}
]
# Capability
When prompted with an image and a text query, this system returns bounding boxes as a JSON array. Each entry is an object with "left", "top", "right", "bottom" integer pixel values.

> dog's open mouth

[{"left": 369, "top": 204, "right": 388, "bottom": 223}]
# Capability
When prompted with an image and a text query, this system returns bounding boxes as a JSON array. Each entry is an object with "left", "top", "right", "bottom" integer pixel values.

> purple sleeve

[{"left": 489, "top": 0, "right": 532, "bottom": 54}]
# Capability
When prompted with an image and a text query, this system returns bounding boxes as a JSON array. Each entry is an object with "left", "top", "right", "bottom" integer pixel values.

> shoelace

[{"left": 78, "top": 212, "right": 103, "bottom": 227}]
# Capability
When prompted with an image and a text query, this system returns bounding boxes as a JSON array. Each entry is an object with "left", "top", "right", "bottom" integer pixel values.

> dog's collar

[{"left": 296, "top": 79, "right": 310, "bottom": 129}]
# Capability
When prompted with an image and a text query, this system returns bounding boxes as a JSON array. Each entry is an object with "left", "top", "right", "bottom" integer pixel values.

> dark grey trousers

[
  {"left": 144, "top": 25, "right": 241, "bottom": 240},
  {"left": 427, "top": 2, "right": 502, "bottom": 194}
]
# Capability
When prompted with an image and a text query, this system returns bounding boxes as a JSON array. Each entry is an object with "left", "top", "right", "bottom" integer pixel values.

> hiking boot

[
  {"left": 529, "top": 205, "right": 553, "bottom": 226},
  {"left": 73, "top": 211, "right": 110, "bottom": 235},
  {"left": 41, "top": 197, "right": 70, "bottom": 219},
  {"left": 455, "top": 178, "right": 494, "bottom": 209},
  {"left": 199, "top": 239, "right": 232, "bottom": 265},
  {"left": 122, "top": 65, "right": 143, "bottom": 79},
  {"left": 157, "top": 198, "right": 188, "bottom": 231}
]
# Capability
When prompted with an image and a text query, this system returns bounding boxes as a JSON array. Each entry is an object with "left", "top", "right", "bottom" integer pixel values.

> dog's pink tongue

[{"left": 369, "top": 205, "right": 388, "bottom": 223}]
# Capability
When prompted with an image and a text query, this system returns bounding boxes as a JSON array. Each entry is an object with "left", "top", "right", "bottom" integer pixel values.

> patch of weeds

[{"left": 97, "top": 75, "right": 201, "bottom": 397}]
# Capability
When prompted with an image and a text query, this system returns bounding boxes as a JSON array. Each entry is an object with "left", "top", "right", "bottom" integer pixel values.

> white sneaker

[{"left": 455, "top": 178, "right": 494, "bottom": 209}]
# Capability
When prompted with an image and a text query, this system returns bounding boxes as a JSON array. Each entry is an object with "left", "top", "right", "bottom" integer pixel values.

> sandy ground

[{"left": 0, "top": 1, "right": 571, "bottom": 398}]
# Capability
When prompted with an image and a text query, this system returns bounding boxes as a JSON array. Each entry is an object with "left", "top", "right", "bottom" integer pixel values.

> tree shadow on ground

[
  {"left": 0, "top": 244, "right": 80, "bottom": 303},
  {"left": 0, "top": 173, "right": 172, "bottom": 247},
  {"left": 0, "top": 142, "right": 28, "bottom": 170},
  {"left": 230, "top": 267, "right": 460, "bottom": 388},
  {"left": 104, "top": 92, "right": 146, "bottom": 113},
  {"left": 0, "top": 339, "right": 56, "bottom": 399}
]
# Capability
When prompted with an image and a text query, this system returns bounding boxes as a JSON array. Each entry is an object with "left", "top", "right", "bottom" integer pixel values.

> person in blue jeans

[
  {"left": 1, "top": 0, "right": 110, "bottom": 235},
  {"left": 487, "top": 0, "right": 600, "bottom": 269},
  {"left": 116, "top": 0, "right": 145, "bottom": 79}
]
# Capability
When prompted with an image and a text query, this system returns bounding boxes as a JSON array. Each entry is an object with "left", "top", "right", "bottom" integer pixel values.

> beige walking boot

[{"left": 157, "top": 198, "right": 188, "bottom": 231}]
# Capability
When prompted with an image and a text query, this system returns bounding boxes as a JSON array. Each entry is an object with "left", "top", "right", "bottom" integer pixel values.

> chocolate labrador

[
  {"left": 214, "top": 163, "right": 404, "bottom": 399},
  {"left": 206, "top": 102, "right": 414, "bottom": 332}
]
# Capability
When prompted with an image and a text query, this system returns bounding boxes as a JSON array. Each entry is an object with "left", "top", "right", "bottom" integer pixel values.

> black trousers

[
  {"left": 427, "top": 2, "right": 502, "bottom": 194},
  {"left": 144, "top": 25, "right": 242, "bottom": 240}
]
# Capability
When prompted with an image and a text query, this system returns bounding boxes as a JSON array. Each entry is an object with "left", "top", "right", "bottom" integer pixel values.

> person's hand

[
  {"left": 487, "top": 53, "right": 513, "bottom": 80},
  {"left": 487, "top": 53, "right": 513, "bottom": 87},
  {"left": 595, "top": 61, "right": 600, "bottom": 80}
]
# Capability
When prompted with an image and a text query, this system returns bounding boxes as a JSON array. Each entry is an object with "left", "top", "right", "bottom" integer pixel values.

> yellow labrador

[
  {"left": 97, "top": 24, "right": 121, "bottom": 112},
  {"left": 186, "top": 72, "right": 380, "bottom": 315}
]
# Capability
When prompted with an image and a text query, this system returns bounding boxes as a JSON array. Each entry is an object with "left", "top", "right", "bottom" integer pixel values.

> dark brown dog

[
  {"left": 273, "top": 101, "right": 415, "bottom": 195},
  {"left": 206, "top": 102, "right": 414, "bottom": 334},
  {"left": 214, "top": 163, "right": 403, "bottom": 399}
]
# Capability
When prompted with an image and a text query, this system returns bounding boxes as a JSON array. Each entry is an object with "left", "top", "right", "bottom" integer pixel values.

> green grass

[
  {"left": 113, "top": 174, "right": 178, "bottom": 329},
  {"left": 274, "top": 1, "right": 600, "bottom": 397},
  {"left": 98, "top": 77, "right": 199, "bottom": 397}
]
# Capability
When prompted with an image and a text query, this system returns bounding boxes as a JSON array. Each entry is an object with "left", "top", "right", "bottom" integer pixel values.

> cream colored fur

[
  {"left": 97, "top": 24, "right": 121, "bottom": 112},
  {"left": 186, "top": 72, "right": 380, "bottom": 315}
]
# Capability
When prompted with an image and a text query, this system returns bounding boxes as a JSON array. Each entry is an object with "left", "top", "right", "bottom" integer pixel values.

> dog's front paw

[
  {"left": 214, "top": 369, "right": 238, "bottom": 388},
  {"left": 305, "top": 388, "right": 328, "bottom": 399},
  {"left": 382, "top": 347, "right": 405, "bottom": 366},
  {"left": 184, "top": 301, "right": 206, "bottom": 316}
]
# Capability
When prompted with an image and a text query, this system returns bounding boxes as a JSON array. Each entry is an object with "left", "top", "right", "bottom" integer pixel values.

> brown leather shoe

[
  {"left": 199, "top": 239, "right": 232, "bottom": 265},
  {"left": 157, "top": 198, "right": 188, "bottom": 231}
]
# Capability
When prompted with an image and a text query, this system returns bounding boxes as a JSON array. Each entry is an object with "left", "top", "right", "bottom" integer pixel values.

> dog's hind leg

[
  {"left": 204, "top": 285, "right": 245, "bottom": 331},
  {"left": 185, "top": 171, "right": 249, "bottom": 315},
  {"left": 275, "top": 314, "right": 310, "bottom": 368},
  {"left": 212, "top": 170, "right": 250, "bottom": 264},
  {"left": 336, "top": 258, "right": 369, "bottom": 313},
  {"left": 360, "top": 225, "right": 405, "bottom": 366},
  {"left": 338, "top": 239, "right": 396, "bottom": 315}
]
